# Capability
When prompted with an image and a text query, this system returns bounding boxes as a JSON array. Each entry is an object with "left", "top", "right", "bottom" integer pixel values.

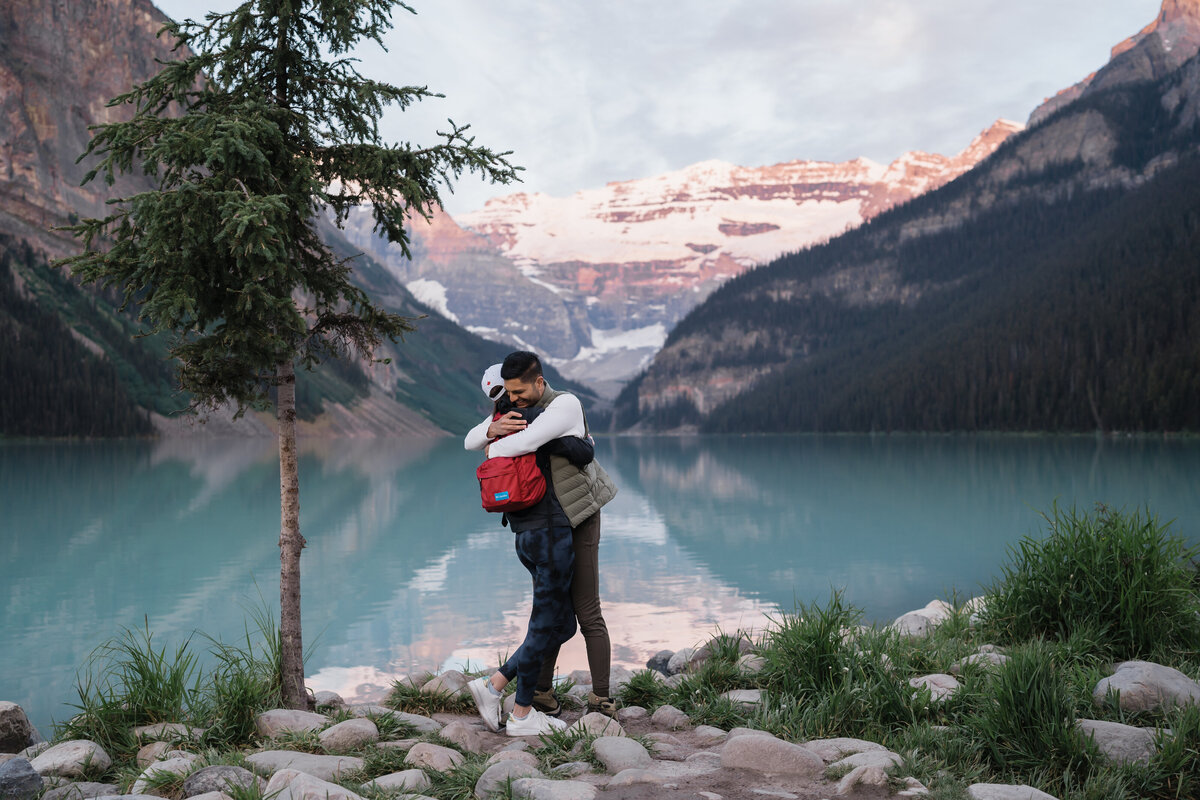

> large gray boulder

[
  {"left": 183, "top": 765, "right": 265, "bottom": 797},
  {"left": 909, "top": 673, "right": 961, "bottom": 702},
  {"left": 0, "top": 757, "right": 43, "bottom": 800},
  {"left": 1093, "top": 661, "right": 1200, "bottom": 712},
  {"left": 720, "top": 734, "right": 823, "bottom": 775},
  {"left": 1076, "top": 719, "right": 1160, "bottom": 766},
  {"left": 30, "top": 742, "right": 112, "bottom": 779},
  {"left": 592, "top": 737, "right": 651, "bottom": 773},
  {"left": 254, "top": 710, "right": 328, "bottom": 738},
  {"left": 245, "top": 751, "right": 364, "bottom": 782},
  {"left": 437, "top": 720, "right": 486, "bottom": 754},
  {"left": 474, "top": 761, "right": 542, "bottom": 799},
  {"left": 264, "top": 769, "right": 363, "bottom": 800},
  {"left": 0, "top": 705, "right": 35, "bottom": 754},
  {"left": 666, "top": 649, "right": 695, "bottom": 675},
  {"left": 646, "top": 651, "right": 674, "bottom": 675}
]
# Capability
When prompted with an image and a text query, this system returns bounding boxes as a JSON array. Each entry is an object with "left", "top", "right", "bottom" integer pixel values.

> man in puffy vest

[{"left": 464, "top": 351, "right": 617, "bottom": 734}]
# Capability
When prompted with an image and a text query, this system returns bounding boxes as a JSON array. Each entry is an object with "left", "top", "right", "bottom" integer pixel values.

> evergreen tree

[{"left": 56, "top": 0, "right": 519, "bottom": 708}]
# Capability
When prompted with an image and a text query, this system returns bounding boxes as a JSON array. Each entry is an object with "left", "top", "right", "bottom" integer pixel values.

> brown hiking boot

[
  {"left": 587, "top": 692, "right": 617, "bottom": 717},
  {"left": 530, "top": 688, "right": 562, "bottom": 717}
]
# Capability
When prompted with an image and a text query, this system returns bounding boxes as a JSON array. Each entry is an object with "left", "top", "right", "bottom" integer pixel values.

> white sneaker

[
  {"left": 505, "top": 707, "right": 568, "bottom": 736},
  {"left": 467, "top": 677, "right": 503, "bottom": 733}
]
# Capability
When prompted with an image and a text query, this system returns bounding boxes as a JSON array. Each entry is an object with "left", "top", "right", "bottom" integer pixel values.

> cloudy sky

[{"left": 153, "top": 0, "right": 1164, "bottom": 215}]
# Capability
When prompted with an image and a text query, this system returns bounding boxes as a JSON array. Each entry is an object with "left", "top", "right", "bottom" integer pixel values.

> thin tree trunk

[{"left": 277, "top": 359, "right": 307, "bottom": 709}]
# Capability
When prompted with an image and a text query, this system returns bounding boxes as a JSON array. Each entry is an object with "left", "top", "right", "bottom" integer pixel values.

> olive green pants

[{"left": 536, "top": 511, "right": 612, "bottom": 696}]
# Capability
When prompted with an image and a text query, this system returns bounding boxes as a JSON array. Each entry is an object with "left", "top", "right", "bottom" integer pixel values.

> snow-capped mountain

[{"left": 342, "top": 120, "right": 1022, "bottom": 395}]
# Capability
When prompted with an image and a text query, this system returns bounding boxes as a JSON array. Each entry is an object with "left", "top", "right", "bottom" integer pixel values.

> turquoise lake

[{"left": 3, "top": 434, "right": 1198, "bottom": 735}]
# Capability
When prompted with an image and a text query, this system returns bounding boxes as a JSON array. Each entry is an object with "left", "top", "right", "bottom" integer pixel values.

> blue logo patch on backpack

[{"left": 494, "top": 491, "right": 510, "bottom": 502}]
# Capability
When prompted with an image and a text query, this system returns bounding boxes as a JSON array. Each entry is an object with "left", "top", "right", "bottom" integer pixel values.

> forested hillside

[{"left": 618, "top": 55, "right": 1200, "bottom": 434}]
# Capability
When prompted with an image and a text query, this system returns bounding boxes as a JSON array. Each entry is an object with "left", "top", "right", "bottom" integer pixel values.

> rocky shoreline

[{"left": 4, "top": 594, "right": 1199, "bottom": 800}]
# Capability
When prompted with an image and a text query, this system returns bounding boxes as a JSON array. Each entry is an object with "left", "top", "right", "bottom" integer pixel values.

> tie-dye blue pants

[{"left": 498, "top": 525, "right": 577, "bottom": 706}]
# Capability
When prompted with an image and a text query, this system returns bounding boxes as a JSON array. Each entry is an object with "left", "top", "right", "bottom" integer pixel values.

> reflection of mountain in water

[{"left": 602, "top": 436, "right": 1200, "bottom": 622}]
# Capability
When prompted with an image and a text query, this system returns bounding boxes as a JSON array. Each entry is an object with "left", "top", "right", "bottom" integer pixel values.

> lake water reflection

[{"left": 3, "top": 434, "right": 1198, "bottom": 734}]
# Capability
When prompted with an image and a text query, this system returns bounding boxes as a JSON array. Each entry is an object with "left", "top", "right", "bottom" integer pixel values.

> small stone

[
  {"left": 646, "top": 651, "right": 674, "bottom": 674},
  {"left": 17, "top": 745, "right": 48, "bottom": 762},
  {"left": 254, "top": 710, "right": 328, "bottom": 738},
  {"left": 950, "top": 652, "right": 1010, "bottom": 675},
  {"left": 828, "top": 750, "right": 901, "bottom": 771},
  {"left": 720, "top": 735, "right": 823, "bottom": 775},
  {"left": 130, "top": 755, "right": 199, "bottom": 794},
  {"left": 511, "top": 778, "right": 597, "bottom": 800},
  {"left": 265, "top": 768, "right": 363, "bottom": 800},
  {"left": 486, "top": 750, "right": 540, "bottom": 769},
  {"left": 737, "top": 654, "right": 766, "bottom": 675},
  {"left": 891, "top": 599, "right": 953, "bottom": 638},
  {"left": 666, "top": 648, "right": 695, "bottom": 675},
  {"left": 1076, "top": 719, "right": 1160, "bottom": 766},
  {"left": 421, "top": 670, "right": 469, "bottom": 697},
  {"left": 801, "top": 737, "right": 888, "bottom": 763},
  {"left": 649, "top": 705, "right": 690, "bottom": 730},
  {"left": 0, "top": 758, "right": 42, "bottom": 800},
  {"left": 319, "top": 719, "right": 378, "bottom": 752},
  {"left": 0, "top": 706, "right": 36, "bottom": 755},
  {"left": 245, "top": 752, "right": 365, "bottom": 782},
  {"left": 375, "top": 739, "right": 418, "bottom": 752},
  {"left": 40, "top": 782, "right": 119, "bottom": 800},
  {"left": 186, "top": 792, "right": 232, "bottom": 800},
  {"left": 592, "top": 737, "right": 651, "bottom": 773},
  {"left": 687, "top": 646, "right": 713, "bottom": 672},
  {"left": 312, "top": 692, "right": 345, "bottom": 710},
  {"left": 698, "top": 794, "right": 722, "bottom": 800},
  {"left": 474, "top": 761, "right": 542, "bottom": 798},
  {"left": 898, "top": 776, "right": 931, "bottom": 797},
  {"left": 663, "top": 674, "right": 686, "bottom": 689},
  {"left": 368, "top": 709, "right": 442, "bottom": 734},
  {"left": 693, "top": 725, "right": 728, "bottom": 745},
  {"left": 405, "top": 742, "right": 464, "bottom": 772},
  {"left": 438, "top": 720, "right": 486, "bottom": 753},
  {"left": 501, "top": 740, "right": 530, "bottom": 752},
  {"left": 835, "top": 764, "right": 889, "bottom": 796},
  {"left": 909, "top": 673, "right": 961, "bottom": 702},
  {"left": 568, "top": 713, "right": 624, "bottom": 737},
  {"left": 183, "top": 765, "right": 263, "bottom": 798},
  {"left": 1094, "top": 661, "right": 1200, "bottom": 712},
  {"left": 616, "top": 706, "right": 647, "bottom": 722},
  {"left": 721, "top": 689, "right": 762, "bottom": 709},
  {"left": 610, "top": 666, "right": 636, "bottom": 691},
  {"left": 365, "top": 769, "right": 430, "bottom": 793},
  {"left": 567, "top": 670, "right": 592, "bottom": 686},
  {"left": 135, "top": 742, "right": 173, "bottom": 768},
  {"left": 30, "top": 742, "right": 112, "bottom": 779},
  {"left": 549, "top": 762, "right": 591, "bottom": 777},
  {"left": 966, "top": 784, "right": 1060, "bottom": 800},
  {"left": 606, "top": 769, "right": 668, "bottom": 787}
]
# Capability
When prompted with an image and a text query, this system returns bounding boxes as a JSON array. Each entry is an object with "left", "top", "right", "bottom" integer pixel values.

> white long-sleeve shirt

[{"left": 463, "top": 392, "right": 586, "bottom": 458}]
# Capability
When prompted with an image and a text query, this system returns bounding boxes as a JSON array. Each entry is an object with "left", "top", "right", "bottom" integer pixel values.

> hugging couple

[{"left": 463, "top": 350, "right": 618, "bottom": 736}]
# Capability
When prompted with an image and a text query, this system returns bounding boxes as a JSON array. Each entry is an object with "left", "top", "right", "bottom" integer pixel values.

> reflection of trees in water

[{"left": 601, "top": 435, "right": 1200, "bottom": 619}]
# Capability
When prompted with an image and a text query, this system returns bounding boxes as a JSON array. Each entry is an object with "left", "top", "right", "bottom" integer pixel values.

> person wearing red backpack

[{"left": 463, "top": 352, "right": 617, "bottom": 735}]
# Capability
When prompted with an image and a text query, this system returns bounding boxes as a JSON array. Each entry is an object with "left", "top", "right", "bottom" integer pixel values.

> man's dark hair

[{"left": 501, "top": 350, "right": 543, "bottom": 382}]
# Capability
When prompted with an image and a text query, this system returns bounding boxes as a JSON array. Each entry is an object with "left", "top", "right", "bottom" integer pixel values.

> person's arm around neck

[{"left": 487, "top": 394, "right": 585, "bottom": 458}]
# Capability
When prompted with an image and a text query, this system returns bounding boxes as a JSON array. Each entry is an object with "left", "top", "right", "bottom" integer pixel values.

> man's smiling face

[{"left": 505, "top": 375, "right": 545, "bottom": 408}]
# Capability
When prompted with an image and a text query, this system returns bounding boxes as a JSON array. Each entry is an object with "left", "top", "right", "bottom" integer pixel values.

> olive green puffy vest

[{"left": 536, "top": 386, "right": 618, "bottom": 526}]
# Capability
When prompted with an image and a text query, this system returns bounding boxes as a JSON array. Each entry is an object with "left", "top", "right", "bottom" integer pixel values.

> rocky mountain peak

[{"left": 1030, "top": 0, "right": 1200, "bottom": 126}]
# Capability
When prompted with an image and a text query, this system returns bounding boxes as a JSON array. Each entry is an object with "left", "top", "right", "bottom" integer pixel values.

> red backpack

[{"left": 476, "top": 412, "right": 547, "bottom": 512}]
